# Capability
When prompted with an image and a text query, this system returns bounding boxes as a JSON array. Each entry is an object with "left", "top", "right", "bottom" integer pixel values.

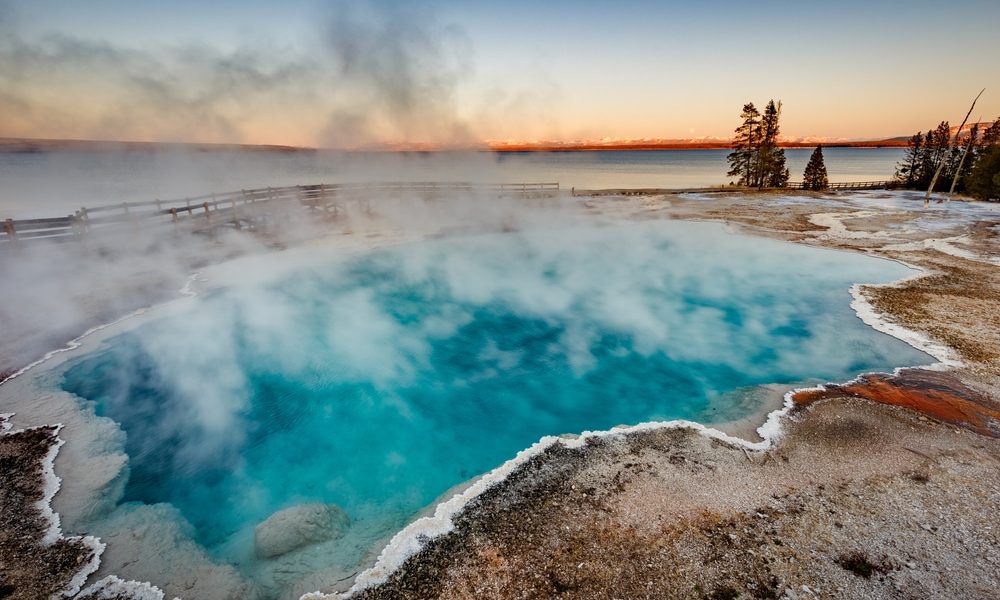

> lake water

[
  {"left": 60, "top": 219, "right": 929, "bottom": 599},
  {"left": 0, "top": 147, "right": 903, "bottom": 219}
]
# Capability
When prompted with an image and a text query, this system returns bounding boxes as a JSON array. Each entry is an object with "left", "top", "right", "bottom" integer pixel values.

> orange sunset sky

[{"left": 1, "top": 0, "right": 999, "bottom": 148}]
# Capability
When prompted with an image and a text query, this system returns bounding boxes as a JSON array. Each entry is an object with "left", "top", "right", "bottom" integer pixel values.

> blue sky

[{"left": 3, "top": 0, "right": 999, "bottom": 145}]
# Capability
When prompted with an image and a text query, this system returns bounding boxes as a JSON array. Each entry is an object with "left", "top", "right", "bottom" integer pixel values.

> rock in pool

[{"left": 254, "top": 503, "right": 350, "bottom": 559}]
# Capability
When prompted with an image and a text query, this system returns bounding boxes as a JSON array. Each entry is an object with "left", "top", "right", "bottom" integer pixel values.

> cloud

[
  {"left": 0, "top": 33, "right": 320, "bottom": 143},
  {"left": 0, "top": 0, "right": 482, "bottom": 148},
  {"left": 319, "top": 0, "right": 476, "bottom": 148}
]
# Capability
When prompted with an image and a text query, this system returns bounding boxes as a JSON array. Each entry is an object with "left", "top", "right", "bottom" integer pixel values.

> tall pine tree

[
  {"left": 802, "top": 145, "right": 829, "bottom": 191},
  {"left": 917, "top": 129, "right": 937, "bottom": 188},
  {"left": 950, "top": 124, "right": 980, "bottom": 192},
  {"left": 727, "top": 100, "right": 787, "bottom": 188},
  {"left": 967, "top": 118, "right": 1000, "bottom": 200},
  {"left": 757, "top": 100, "right": 789, "bottom": 188},
  {"left": 927, "top": 121, "right": 952, "bottom": 191},
  {"left": 894, "top": 116, "right": 1000, "bottom": 200},
  {"left": 727, "top": 103, "right": 761, "bottom": 186},
  {"left": 894, "top": 133, "right": 924, "bottom": 187}
]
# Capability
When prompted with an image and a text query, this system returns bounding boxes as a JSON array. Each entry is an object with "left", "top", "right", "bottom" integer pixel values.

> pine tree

[
  {"left": 894, "top": 114, "right": 1000, "bottom": 199},
  {"left": 982, "top": 118, "right": 1000, "bottom": 145},
  {"left": 727, "top": 103, "right": 761, "bottom": 186},
  {"left": 802, "top": 145, "right": 829, "bottom": 191},
  {"left": 926, "top": 121, "right": 952, "bottom": 191},
  {"left": 967, "top": 117, "right": 1000, "bottom": 200},
  {"left": 757, "top": 100, "right": 788, "bottom": 188},
  {"left": 727, "top": 100, "right": 788, "bottom": 188},
  {"left": 895, "top": 132, "right": 924, "bottom": 187},
  {"left": 916, "top": 129, "right": 936, "bottom": 188},
  {"left": 950, "top": 124, "right": 979, "bottom": 193}
]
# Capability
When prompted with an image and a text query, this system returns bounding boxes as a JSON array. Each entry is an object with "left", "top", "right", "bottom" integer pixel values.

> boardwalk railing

[
  {"left": 1, "top": 179, "right": 901, "bottom": 247},
  {"left": 785, "top": 180, "right": 899, "bottom": 191},
  {"left": 0, "top": 182, "right": 560, "bottom": 247},
  {"left": 577, "top": 180, "right": 900, "bottom": 197}
]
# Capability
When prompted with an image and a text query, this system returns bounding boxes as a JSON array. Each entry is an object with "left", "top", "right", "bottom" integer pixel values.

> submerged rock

[{"left": 253, "top": 503, "right": 349, "bottom": 559}]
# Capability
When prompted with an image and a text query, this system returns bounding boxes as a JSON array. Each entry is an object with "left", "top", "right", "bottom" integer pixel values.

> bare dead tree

[
  {"left": 949, "top": 114, "right": 982, "bottom": 195},
  {"left": 926, "top": 88, "right": 985, "bottom": 207}
]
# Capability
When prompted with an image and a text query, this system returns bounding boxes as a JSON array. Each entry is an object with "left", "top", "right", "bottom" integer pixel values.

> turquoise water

[{"left": 61, "top": 219, "right": 928, "bottom": 595}]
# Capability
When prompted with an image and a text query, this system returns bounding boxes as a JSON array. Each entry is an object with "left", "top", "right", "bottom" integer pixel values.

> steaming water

[
  {"left": 0, "top": 147, "right": 903, "bottom": 218},
  {"left": 60, "top": 219, "right": 928, "bottom": 597}
]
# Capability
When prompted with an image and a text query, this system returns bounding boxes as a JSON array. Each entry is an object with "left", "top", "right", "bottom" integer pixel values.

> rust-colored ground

[{"left": 793, "top": 369, "right": 1000, "bottom": 437}]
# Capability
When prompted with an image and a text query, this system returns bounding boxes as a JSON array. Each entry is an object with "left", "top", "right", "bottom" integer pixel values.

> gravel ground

[
  {"left": 353, "top": 399, "right": 1000, "bottom": 600},
  {"left": 0, "top": 416, "right": 102, "bottom": 599}
]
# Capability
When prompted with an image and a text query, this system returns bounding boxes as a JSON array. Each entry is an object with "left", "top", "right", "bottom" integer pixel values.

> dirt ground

[
  {"left": 0, "top": 417, "right": 101, "bottom": 599},
  {"left": 354, "top": 399, "right": 1000, "bottom": 600}
]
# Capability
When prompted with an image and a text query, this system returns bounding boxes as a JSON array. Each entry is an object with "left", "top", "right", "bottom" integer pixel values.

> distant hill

[
  {"left": 0, "top": 137, "right": 311, "bottom": 154},
  {"left": 951, "top": 121, "right": 994, "bottom": 139},
  {"left": 485, "top": 122, "right": 999, "bottom": 152},
  {"left": 6, "top": 130, "right": 979, "bottom": 154},
  {"left": 485, "top": 137, "right": 911, "bottom": 152},
  {"left": 883, "top": 122, "right": 996, "bottom": 143}
]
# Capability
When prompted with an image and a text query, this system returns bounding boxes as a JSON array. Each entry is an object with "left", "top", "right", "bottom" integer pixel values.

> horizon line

[{"left": 0, "top": 135, "right": 920, "bottom": 154}]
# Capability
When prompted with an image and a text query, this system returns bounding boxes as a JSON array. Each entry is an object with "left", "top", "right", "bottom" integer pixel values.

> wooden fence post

[
  {"left": 122, "top": 201, "right": 139, "bottom": 232},
  {"left": 3, "top": 218, "right": 16, "bottom": 243},
  {"left": 203, "top": 201, "right": 211, "bottom": 220},
  {"left": 71, "top": 212, "right": 84, "bottom": 240},
  {"left": 79, "top": 207, "right": 90, "bottom": 233}
]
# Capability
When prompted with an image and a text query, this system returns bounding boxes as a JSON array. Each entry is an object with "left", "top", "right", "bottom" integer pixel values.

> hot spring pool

[{"left": 61, "top": 219, "right": 930, "bottom": 597}]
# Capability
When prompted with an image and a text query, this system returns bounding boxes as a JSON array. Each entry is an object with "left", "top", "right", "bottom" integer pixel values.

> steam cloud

[
  {"left": 0, "top": 0, "right": 481, "bottom": 148},
  {"left": 71, "top": 218, "right": 925, "bottom": 473},
  {"left": 0, "top": 191, "right": 579, "bottom": 599},
  {"left": 0, "top": 188, "right": 566, "bottom": 376},
  {"left": 320, "top": 0, "right": 475, "bottom": 147}
]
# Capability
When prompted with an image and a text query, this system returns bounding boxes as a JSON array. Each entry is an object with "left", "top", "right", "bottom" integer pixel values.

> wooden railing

[
  {"left": 0, "top": 179, "right": 904, "bottom": 247},
  {"left": 0, "top": 182, "right": 560, "bottom": 247},
  {"left": 784, "top": 180, "right": 899, "bottom": 191}
]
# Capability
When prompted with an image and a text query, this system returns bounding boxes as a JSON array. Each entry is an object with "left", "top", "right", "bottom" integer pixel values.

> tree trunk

[
  {"left": 926, "top": 88, "right": 984, "bottom": 206},
  {"left": 949, "top": 116, "right": 981, "bottom": 195}
]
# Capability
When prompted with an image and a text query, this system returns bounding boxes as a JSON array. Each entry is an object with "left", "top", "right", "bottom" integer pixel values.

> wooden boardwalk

[
  {"left": 785, "top": 180, "right": 899, "bottom": 191},
  {"left": 0, "top": 182, "right": 560, "bottom": 248},
  {"left": 1, "top": 179, "right": 902, "bottom": 248},
  {"left": 578, "top": 180, "right": 899, "bottom": 196}
]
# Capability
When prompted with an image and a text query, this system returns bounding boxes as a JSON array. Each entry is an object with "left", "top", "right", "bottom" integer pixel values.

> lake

[{"left": 0, "top": 147, "right": 904, "bottom": 219}]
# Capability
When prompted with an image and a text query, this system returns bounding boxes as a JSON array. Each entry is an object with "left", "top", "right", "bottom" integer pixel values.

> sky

[{"left": 1, "top": 0, "right": 999, "bottom": 147}]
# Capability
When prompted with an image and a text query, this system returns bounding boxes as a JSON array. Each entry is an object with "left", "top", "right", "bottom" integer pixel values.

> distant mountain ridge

[
  {"left": 5, "top": 128, "right": 992, "bottom": 154},
  {"left": 484, "top": 137, "right": 911, "bottom": 151},
  {"left": 0, "top": 137, "right": 310, "bottom": 153}
]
